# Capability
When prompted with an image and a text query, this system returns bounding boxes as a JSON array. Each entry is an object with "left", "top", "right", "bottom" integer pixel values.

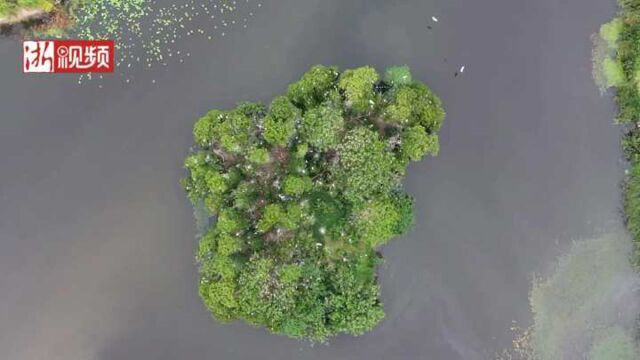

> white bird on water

[
  {"left": 431, "top": 16, "right": 439, "bottom": 22},
  {"left": 460, "top": 65, "right": 465, "bottom": 73}
]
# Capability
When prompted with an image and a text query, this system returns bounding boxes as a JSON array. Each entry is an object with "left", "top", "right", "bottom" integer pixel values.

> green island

[{"left": 181, "top": 65, "right": 445, "bottom": 340}]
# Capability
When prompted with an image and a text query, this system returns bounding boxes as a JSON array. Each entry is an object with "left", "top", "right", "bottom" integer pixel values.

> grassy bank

[
  {"left": 0, "top": 0, "right": 54, "bottom": 19},
  {"left": 0, "top": 0, "right": 71, "bottom": 35}
]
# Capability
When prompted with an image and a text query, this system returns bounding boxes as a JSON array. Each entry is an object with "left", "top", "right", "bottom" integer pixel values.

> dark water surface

[{"left": 0, "top": 0, "right": 621, "bottom": 359}]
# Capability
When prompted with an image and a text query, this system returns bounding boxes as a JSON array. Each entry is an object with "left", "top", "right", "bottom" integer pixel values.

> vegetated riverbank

[
  {"left": 597, "top": 0, "right": 640, "bottom": 266},
  {"left": 0, "top": 0, "right": 147, "bottom": 37},
  {"left": 0, "top": 8, "right": 47, "bottom": 26},
  {"left": 0, "top": 0, "right": 54, "bottom": 22},
  {"left": 497, "top": 2, "right": 640, "bottom": 359},
  {"left": 182, "top": 65, "right": 444, "bottom": 341},
  {"left": 0, "top": 0, "right": 68, "bottom": 35}
]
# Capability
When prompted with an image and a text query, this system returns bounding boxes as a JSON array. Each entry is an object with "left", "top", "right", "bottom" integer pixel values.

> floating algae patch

[
  {"left": 66, "top": 0, "right": 262, "bottom": 84},
  {"left": 499, "top": 232, "right": 640, "bottom": 360}
]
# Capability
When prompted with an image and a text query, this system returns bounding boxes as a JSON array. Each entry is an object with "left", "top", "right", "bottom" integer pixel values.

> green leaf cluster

[
  {"left": 383, "top": 65, "right": 412, "bottom": 86},
  {"left": 338, "top": 66, "right": 379, "bottom": 113}
]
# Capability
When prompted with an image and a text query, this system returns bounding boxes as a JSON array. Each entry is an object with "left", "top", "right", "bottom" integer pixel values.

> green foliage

[
  {"left": 300, "top": 104, "right": 343, "bottom": 151},
  {"left": 350, "top": 193, "right": 413, "bottom": 247},
  {"left": 623, "top": 130, "right": 640, "bottom": 162},
  {"left": 600, "top": 6, "right": 640, "bottom": 267},
  {"left": 390, "top": 192, "right": 414, "bottom": 234},
  {"left": 602, "top": 12, "right": 640, "bottom": 123},
  {"left": 335, "top": 127, "right": 398, "bottom": 203},
  {"left": 352, "top": 195, "right": 408, "bottom": 247},
  {"left": 0, "top": 1, "right": 14, "bottom": 17},
  {"left": 247, "top": 147, "right": 270, "bottom": 164},
  {"left": 603, "top": 57, "right": 625, "bottom": 87},
  {"left": 600, "top": 18, "right": 623, "bottom": 49},
  {"left": 624, "top": 161, "right": 640, "bottom": 265},
  {"left": 0, "top": 0, "right": 54, "bottom": 18},
  {"left": 232, "top": 182, "right": 256, "bottom": 210},
  {"left": 256, "top": 203, "right": 286, "bottom": 233},
  {"left": 236, "top": 101, "right": 266, "bottom": 118},
  {"left": 216, "top": 233, "right": 243, "bottom": 256},
  {"left": 338, "top": 66, "right": 379, "bottom": 113},
  {"left": 385, "top": 82, "right": 445, "bottom": 131},
  {"left": 400, "top": 125, "right": 440, "bottom": 161},
  {"left": 262, "top": 96, "right": 299, "bottom": 145},
  {"left": 193, "top": 114, "right": 214, "bottom": 148},
  {"left": 182, "top": 65, "right": 444, "bottom": 341},
  {"left": 383, "top": 65, "right": 412, "bottom": 86},
  {"left": 199, "top": 278, "right": 238, "bottom": 321},
  {"left": 17, "top": 0, "right": 53, "bottom": 11},
  {"left": 324, "top": 264, "right": 385, "bottom": 335},
  {"left": 216, "top": 208, "right": 247, "bottom": 234},
  {"left": 283, "top": 175, "right": 313, "bottom": 196},
  {"left": 213, "top": 110, "right": 253, "bottom": 153},
  {"left": 196, "top": 227, "right": 217, "bottom": 261},
  {"left": 287, "top": 65, "right": 339, "bottom": 109}
]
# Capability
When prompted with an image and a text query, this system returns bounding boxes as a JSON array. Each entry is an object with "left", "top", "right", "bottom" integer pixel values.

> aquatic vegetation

[
  {"left": 70, "top": 0, "right": 148, "bottom": 42},
  {"left": 499, "top": 233, "right": 640, "bottom": 360},
  {"left": 10, "top": 0, "right": 261, "bottom": 84},
  {"left": 72, "top": 0, "right": 261, "bottom": 84},
  {"left": 181, "top": 65, "right": 445, "bottom": 340}
]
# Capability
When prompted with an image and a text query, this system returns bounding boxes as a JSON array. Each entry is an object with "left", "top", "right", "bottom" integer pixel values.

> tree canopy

[{"left": 182, "top": 65, "right": 445, "bottom": 341}]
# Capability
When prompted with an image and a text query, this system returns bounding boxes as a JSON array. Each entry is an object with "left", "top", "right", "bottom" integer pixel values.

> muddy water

[{"left": 0, "top": 0, "right": 621, "bottom": 359}]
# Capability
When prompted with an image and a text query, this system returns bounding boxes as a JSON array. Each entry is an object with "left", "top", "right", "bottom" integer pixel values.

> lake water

[{"left": 0, "top": 0, "right": 622, "bottom": 359}]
